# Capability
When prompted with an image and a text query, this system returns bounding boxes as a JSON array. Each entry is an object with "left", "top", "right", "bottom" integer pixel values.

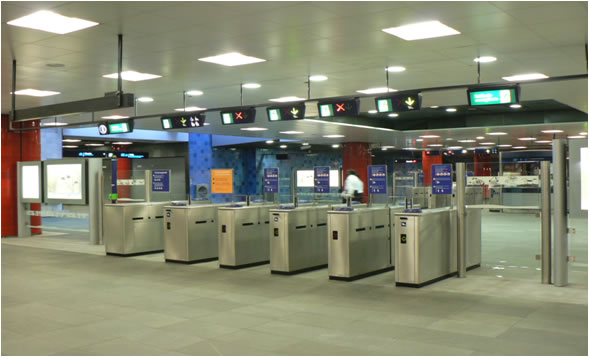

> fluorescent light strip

[
  {"left": 497, "top": 144, "right": 512, "bottom": 147},
  {"left": 175, "top": 106, "right": 207, "bottom": 112},
  {"left": 62, "top": 145, "right": 78, "bottom": 148},
  {"left": 488, "top": 132, "right": 507, "bottom": 136},
  {"left": 41, "top": 122, "right": 68, "bottom": 126},
  {"left": 458, "top": 140, "right": 476, "bottom": 143},
  {"left": 541, "top": 129, "right": 563, "bottom": 133},
  {"left": 137, "top": 97, "right": 154, "bottom": 102},
  {"left": 382, "top": 20, "right": 460, "bottom": 41},
  {"left": 322, "top": 134, "right": 345, "bottom": 138},
  {"left": 474, "top": 56, "right": 497, "bottom": 63},
  {"left": 101, "top": 115, "right": 129, "bottom": 120},
  {"left": 269, "top": 96, "right": 306, "bottom": 102},
  {"left": 479, "top": 142, "right": 496, "bottom": 145},
  {"left": 112, "top": 142, "right": 133, "bottom": 145},
  {"left": 103, "top": 71, "right": 161, "bottom": 81},
  {"left": 503, "top": 73, "right": 549, "bottom": 81},
  {"left": 7, "top": 10, "right": 99, "bottom": 34},
  {"left": 568, "top": 136, "right": 587, "bottom": 139},
  {"left": 304, "top": 119, "right": 395, "bottom": 132},
  {"left": 242, "top": 83, "right": 261, "bottom": 89},
  {"left": 428, "top": 144, "right": 443, "bottom": 147},
  {"left": 518, "top": 137, "right": 536, "bottom": 141},
  {"left": 198, "top": 52, "right": 266, "bottom": 67},
  {"left": 185, "top": 90, "right": 203, "bottom": 96},
  {"left": 279, "top": 131, "right": 304, "bottom": 134},
  {"left": 62, "top": 139, "right": 81, "bottom": 143},
  {"left": 420, "top": 135, "right": 440, "bottom": 138},
  {"left": 356, "top": 87, "right": 397, "bottom": 94},
  {"left": 512, "top": 146, "right": 527, "bottom": 149},
  {"left": 14, "top": 89, "right": 60, "bottom": 97},
  {"left": 240, "top": 127, "right": 268, "bottom": 131},
  {"left": 535, "top": 140, "right": 552, "bottom": 144},
  {"left": 386, "top": 66, "right": 406, "bottom": 72},
  {"left": 309, "top": 75, "right": 328, "bottom": 81}
]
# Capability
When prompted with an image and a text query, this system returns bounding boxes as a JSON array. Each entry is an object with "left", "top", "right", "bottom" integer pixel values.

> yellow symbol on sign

[
  {"left": 290, "top": 108, "right": 299, "bottom": 118},
  {"left": 405, "top": 97, "right": 415, "bottom": 107}
]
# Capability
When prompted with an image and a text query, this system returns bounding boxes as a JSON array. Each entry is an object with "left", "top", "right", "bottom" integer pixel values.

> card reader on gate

[{"left": 403, "top": 208, "right": 422, "bottom": 213}]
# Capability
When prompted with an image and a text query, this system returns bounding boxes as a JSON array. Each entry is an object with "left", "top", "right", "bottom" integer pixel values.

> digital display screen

[
  {"left": 220, "top": 107, "right": 256, "bottom": 125},
  {"left": 375, "top": 93, "right": 422, "bottom": 112},
  {"left": 161, "top": 113, "right": 206, "bottom": 129},
  {"left": 317, "top": 99, "right": 360, "bottom": 118},
  {"left": 296, "top": 169, "right": 340, "bottom": 188},
  {"left": 266, "top": 104, "right": 306, "bottom": 121},
  {"left": 21, "top": 164, "right": 41, "bottom": 200},
  {"left": 467, "top": 86, "right": 519, "bottom": 106},
  {"left": 46, "top": 163, "right": 83, "bottom": 200},
  {"left": 98, "top": 120, "right": 133, "bottom": 135}
]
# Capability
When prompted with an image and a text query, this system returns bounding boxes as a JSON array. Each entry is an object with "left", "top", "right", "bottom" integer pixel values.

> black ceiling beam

[{"left": 12, "top": 93, "right": 135, "bottom": 122}]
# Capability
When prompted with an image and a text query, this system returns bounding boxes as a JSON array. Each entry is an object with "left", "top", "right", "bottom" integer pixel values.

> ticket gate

[
  {"left": 394, "top": 207, "right": 481, "bottom": 287},
  {"left": 217, "top": 203, "right": 280, "bottom": 269},
  {"left": 327, "top": 206, "right": 393, "bottom": 281},
  {"left": 103, "top": 202, "right": 169, "bottom": 256},
  {"left": 163, "top": 204, "right": 225, "bottom": 263}
]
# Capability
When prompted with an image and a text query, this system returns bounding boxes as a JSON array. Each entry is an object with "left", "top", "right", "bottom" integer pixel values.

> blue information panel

[
  {"left": 368, "top": 165, "right": 387, "bottom": 194},
  {"left": 263, "top": 167, "right": 279, "bottom": 193},
  {"left": 314, "top": 166, "right": 330, "bottom": 193},
  {"left": 432, "top": 164, "right": 452, "bottom": 195},
  {"left": 152, "top": 170, "right": 170, "bottom": 192}
]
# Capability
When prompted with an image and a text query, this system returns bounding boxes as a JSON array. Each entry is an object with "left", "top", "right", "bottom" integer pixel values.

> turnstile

[
  {"left": 103, "top": 202, "right": 169, "bottom": 256},
  {"left": 164, "top": 204, "right": 225, "bottom": 263},
  {"left": 217, "top": 204, "right": 280, "bottom": 269},
  {"left": 327, "top": 206, "right": 393, "bottom": 281},
  {"left": 269, "top": 205, "right": 330, "bottom": 275},
  {"left": 395, "top": 207, "right": 481, "bottom": 287}
]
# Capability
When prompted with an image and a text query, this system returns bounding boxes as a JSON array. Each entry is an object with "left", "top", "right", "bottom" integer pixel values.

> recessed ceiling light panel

[
  {"left": 279, "top": 131, "right": 304, "bottom": 134},
  {"left": 103, "top": 71, "right": 161, "bottom": 81},
  {"left": 240, "top": 127, "right": 268, "bottom": 131},
  {"left": 518, "top": 137, "right": 536, "bottom": 141},
  {"left": 386, "top": 66, "right": 406, "bottom": 72},
  {"left": 14, "top": 89, "right": 60, "bottom": 97},
  {"left": 242, "top": 83, "right": 261, "bottom": 89},
  {"left": 137, "top": 97, "right": 154, "bottom": 102},
  {"left": 382, "top": 20, "right": 460, "bottom": 41},
  {"left": 474, "top": 56, "right": 497, "bottom": 63},
  {"left": 175, "top": 106, "right": 207, "bottom": 112},
  {"left": 198, "top": 52, "right": 266, "bottom": 66},
  {"left": 420, "top": 135, "right": 440, "bottom": 138},
  {"left": 356, "top": 87, "right": 397, "bottom": 94},
  {"left": 323, "top": 134, "right": 345, "bottom": 138},
  {"left": 7, "top": 10, "right": 98, "bottom": 34},
  {"left": 541, "top": 129, "right": 563, "bottom": 133},
  {"left": 101, "top": 115, "right": 129, "bottom": 120},
  {"left": 488, "top": 132, "right": 507, "bottom": 136},
  {"left": 269, "top": 96, "right": 306, "bottom": 102},
  {"left": 185, "top": 90, "right": 203, "bottom": 96},
  {"left": 309, "top": 75, "right": 328, "bottom": 81}
]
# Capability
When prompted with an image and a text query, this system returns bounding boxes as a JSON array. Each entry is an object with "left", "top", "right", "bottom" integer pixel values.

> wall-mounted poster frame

[
  {"left": 43, "top": 159, "right": 87, "bottom": 205},
  {"left": 18, "top": 161, "right": 43, "bottom": 203}
]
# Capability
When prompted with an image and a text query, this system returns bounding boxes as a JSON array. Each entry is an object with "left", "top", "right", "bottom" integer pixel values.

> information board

[
  {"left": 211, "top": 169, "right": 233, "bottom": 193},
  {"left": 432, "top": 164, "right": 453, "bottom": 195},
  {"left": 220, "top": 107, "right": 256, "bottom": 125},
  {"left": 267, "top": 104, "right": 306, "bottom": 121},
  {"left": 98, "top": 120, "right": 133, "bottom": 135},
  {"left": 317, "top": 99, "right": 360, "bottom": 117},
  {"left": 263, "top": 167, "right": 279, "bottom": 193},
  {"left": 368, "top": 165, "right": 387, "bottom": 194},
  {"left": 152, "top": 170, "right": 170, "bottom": 192},
  {"left": 44, "top": 159, "right": 87, "bottom": 204},
  {"left": 467, "top": 86, "right": 519, "bottom": 106},
  {"left": 375, "top": 93, "right": 422, "bottom": 113},
  {"left": 314, "top": 166, "right": 330, "bottom": 193}
]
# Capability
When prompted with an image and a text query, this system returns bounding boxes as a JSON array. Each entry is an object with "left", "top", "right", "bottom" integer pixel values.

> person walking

[{"left": 342, "top": 169, "right": 364, "bottom": 203}]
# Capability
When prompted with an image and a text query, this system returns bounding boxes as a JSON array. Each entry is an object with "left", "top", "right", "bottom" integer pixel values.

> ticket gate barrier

[
  {"left": 394, "top": 207, "right": 481, "bottom": 287},
  {"left": 103, "top": 202, "right": 169, "bottom": 256},
  {"left": 217, "top": 203, "right": 280, "bottom": 269},
  {"left": 164, "top": 204, "right": 226, "bottom": 264},
  {"left": 327, "top": 206, "right": 393, "bottom": 281}
]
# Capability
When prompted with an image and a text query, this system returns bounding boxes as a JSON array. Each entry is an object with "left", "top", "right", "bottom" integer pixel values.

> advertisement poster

[{"left": 211, "top": 169, "right": 233, "bottom": 194}]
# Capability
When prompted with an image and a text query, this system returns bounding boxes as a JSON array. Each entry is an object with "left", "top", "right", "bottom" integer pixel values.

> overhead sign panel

[
  {"left": 267, "top": 103, "right": 306, "bottom": 121},
  {"left": 220, "top": 107, "right": 256, "bottom": 125},
  {"left": 467, "top": 86, "right": 520, "bottom": 106},
  {"left": 161, "top": 113, "right": 206, "bottom": 129},
  {"left": 375, "top": 92, "right": 422, "bottom": 112},
  {"left": 317, "top": 99, "right": 360, "bottom": 118},
  {"left": 98, "top": 120, "right": 133, "bottom": 135}
]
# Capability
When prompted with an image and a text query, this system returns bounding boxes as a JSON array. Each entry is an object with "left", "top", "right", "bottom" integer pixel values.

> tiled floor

[{"left": 2, "top": 211, "right": 587, "bottom": 355}]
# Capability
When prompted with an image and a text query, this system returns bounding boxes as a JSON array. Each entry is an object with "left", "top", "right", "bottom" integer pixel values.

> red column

[
  {"left": 422, "top": 151, "right": 443, "bottom": 186},
  {"left": 342, "top": 142, "right": 372, "bottom": 201},
  {"left": 474, "top": 153, "right": 492, "bottom": 176},
  {"left": 1, "top": 115, "right": 41, "bottom": 236},
  {"left": 117, "top": 157, "right": 132, "bottom": 199}
]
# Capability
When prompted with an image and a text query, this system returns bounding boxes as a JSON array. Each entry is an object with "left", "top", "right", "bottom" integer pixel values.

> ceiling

[{"left": 2, "top": 1, "right": 588, "bottom": 148}]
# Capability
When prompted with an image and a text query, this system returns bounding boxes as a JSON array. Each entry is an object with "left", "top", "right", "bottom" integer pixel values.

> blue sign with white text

[
  {"left": 368, "top": 165, "right": 387, "bottom": 194},
  {"left": 264, "top": 167, "right": 279, "bottom": 193},
  {"left": 314, "top": 166, "right": 330, "bottom": 193},
  {"left": 152, "top": 170, "right": 170, "bottom": 192},
  {"left": 432, "top": 164, "right": 452, "bottom": 195}
]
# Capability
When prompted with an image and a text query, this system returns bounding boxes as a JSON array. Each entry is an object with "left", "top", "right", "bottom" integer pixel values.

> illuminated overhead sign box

[
  {"left": 317, "top": 99, "right": 360, "bottom": 118},
  {"left": 161, "top": 113, "right": 206, "bottom": 129},
  {"left": 98, "top": 120, "right": 133, "bottom": 135},
  {"left": 220, "top": 107, "right": 256, "bottom": 125},
  {"left": 467, "top": 86, "right": 520, "bottom": 106},
  {"left": 375, "top": 92, "right": 422, "bottom": 112},
  {"left": 267, "top": 103, "right": 306, "bottom": 121}
]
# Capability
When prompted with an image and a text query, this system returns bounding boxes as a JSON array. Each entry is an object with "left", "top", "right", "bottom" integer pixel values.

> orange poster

[{"left": 211, "top": 169, "right": 233, "bottom": 194}]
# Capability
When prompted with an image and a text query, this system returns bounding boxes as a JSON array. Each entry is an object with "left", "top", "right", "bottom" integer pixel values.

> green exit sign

[
  {"left": 467, "top": 86, "right": 520, "bottom": 106},
  {"left": 109, "top": 122, "right": 130, "bottom": 133}
]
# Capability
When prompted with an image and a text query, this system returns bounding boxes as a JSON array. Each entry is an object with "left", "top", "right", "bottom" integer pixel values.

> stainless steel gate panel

[
  {"left": 164, "top": 204, "right": 224, "bottom": 263},
  {"left": 327, "top": 206, "right": 393, "bottom": 281},
  {"left": 218, "top": 204, "right": 279, "bottom": 268},
  {"left": 104, "top": 202, "right": 168, "bottom": 256}
]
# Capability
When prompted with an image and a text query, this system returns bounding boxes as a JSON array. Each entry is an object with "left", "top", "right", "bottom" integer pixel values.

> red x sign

[
  {"left": 235, "top": 112, "right": 243, "bottom": 120},
  {"left": 335, "top": 103, "right": 346, "bottom": 112}
]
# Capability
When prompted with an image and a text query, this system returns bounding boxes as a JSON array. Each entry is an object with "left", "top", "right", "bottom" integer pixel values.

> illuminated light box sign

[
  {"left": 19, "top": 161, "right": 43, "bottom": 203},
  {"left": 161, "top": 113, "right": 206, "bottom": 129},
  {"left": 317, "top": 99, "right": 360, "bottom": 118},
  {"left": 43, "top": 159, "right": 87, "bottom": 205},
  {"left": 375, "top": 92, "right": 422, "bottom": 112},
  {"left": 267, "top": 103, "right": 306, "bottom": 121},
  {"left": 98, "top": 120, "right": 133, "bottom": 135},
  {"left": 220, "top": 107, "right": 256, "bottom": 125},
  {"left": 467, "top": 86, "right": 520, "bottom": 106}
]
